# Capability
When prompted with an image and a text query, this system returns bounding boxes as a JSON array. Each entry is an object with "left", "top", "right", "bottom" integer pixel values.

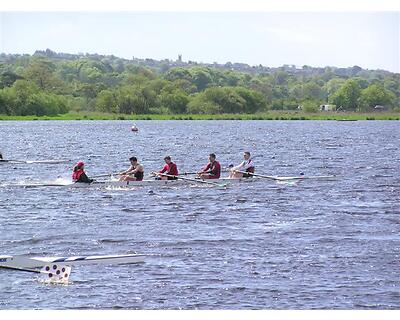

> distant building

[
  {"left": 178, "top": 54, "right": 182, "bottom": 62},
  {"left": 319, "top": 104, "right": 336, "bottom": 111}
]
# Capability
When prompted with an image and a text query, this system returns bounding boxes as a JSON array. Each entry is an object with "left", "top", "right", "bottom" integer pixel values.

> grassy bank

[{"left": 0, "top": 111, "right": 399, "bottom": 121}]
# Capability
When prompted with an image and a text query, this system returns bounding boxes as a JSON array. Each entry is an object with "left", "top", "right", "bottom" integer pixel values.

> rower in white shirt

[{"left": 229, "top": 151, "right": 255, "bottom": 179}]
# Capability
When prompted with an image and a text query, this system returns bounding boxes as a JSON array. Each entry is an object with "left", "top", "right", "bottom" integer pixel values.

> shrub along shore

[
  {"left": 0, "top": 111, "right": 399, "bottom": 121},
  {"left": 1, "top": 52, "right": 399, "bottom": 118}
]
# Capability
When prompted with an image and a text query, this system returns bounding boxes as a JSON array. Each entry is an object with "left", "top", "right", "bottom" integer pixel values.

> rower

[
  {"left": 119, "top": 156, "right": 144, "bottom": 181},
  {"left": 0, "top": 152, "right": 3, "bottom": 160},
  {"left": 72, "top": 161, "right": 93, "bottom": 183},
  {"left": 152, "top": 156, "right": 178, "bottom": 180},
  {"left": 197, "top": 153, "right": 221, "bottom": 179},
  {"left": 229, "top": 151, "right": 255, "bottom": 179}
]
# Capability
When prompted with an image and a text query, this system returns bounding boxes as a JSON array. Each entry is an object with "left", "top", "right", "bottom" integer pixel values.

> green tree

[
  {"left": 273, "top": 71, "right": 289, "bottom": 86},
  {"left": 329, "top": 79, "right": 361, "bottom": 111},
  {"left": 358, "top": 84, "right": 395, "bottom": 111},
  {"left": 12, "top": 80, "right": 40, "bottom": 110},
  {"left": 189, "top": 67, "right": 212, "bottom": 91},
  {"left": 0, "top": 69, "right": 22, "bottom": 88},
  {"left": 234, "top": 87, "right": 267, "bottom": 113},
  {"left": 324, "top": 78, "right": 346, "bottom": 98},
  {"left": 96, "top": 89, "right": 118, "bottom": 113},
  {"left": 24, "top": 59, "right": 62, "bottom": 91},
  {"left": 302, "top": 100, "right": 319, "bottom": 113},
  {"left": 0, "top": 79, "right": 68, "bottom": 116},
  {"left": 303, "top": 81, "right": 323, "bottom": 101},
  {"left": 222, "top": 70, "right": 243, "bottom": 86},
  {"left": 77, "top": 83, "right": 106, "bottom": 108},
  {"left": 172, "top": 79, "right": 197, "bottom": 94},
  {"left": 0, "top": 87, "right": 15, "bottom": 114},
  {"left": 116, "top": 85, "right": 156, "bottom": 114},
  {"left": 164, "top": 67, "right": 192, "bottom": 82},
  {"left": 158, "top": 89, "right": 189, "bottom": 113},
  {"left": 187, "top": 93, "right": 221, "bottom": 114},
  {"left": 204, "top": 87, "right": 246, "bottom": 113},
  {"left": 186, "top": 86, "right": 266, "bottom": 114}
]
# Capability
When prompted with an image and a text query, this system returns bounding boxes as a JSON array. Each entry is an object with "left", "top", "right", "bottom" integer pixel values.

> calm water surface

[{"left": 0, "top": 120, "right": 399, "bottom": 309}]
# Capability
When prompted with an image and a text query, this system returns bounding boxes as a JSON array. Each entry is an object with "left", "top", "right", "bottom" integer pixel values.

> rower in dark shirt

[
  {"left": 119, "top": 156, "right": 144, "bottom": 181},
  {"left": 197, "top": 153, "right": 221, "bottom": 179}
]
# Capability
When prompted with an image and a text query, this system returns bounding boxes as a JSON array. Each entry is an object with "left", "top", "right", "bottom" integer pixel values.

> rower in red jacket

[
  {"left": 152, "top": 156, "right": 179, "bottom": 180},
  {"left": 72, "top": 161, "right": 93, "bottom": 183},
  {"left": 197, "top": 153, "right": 221, "bottom": 179}
]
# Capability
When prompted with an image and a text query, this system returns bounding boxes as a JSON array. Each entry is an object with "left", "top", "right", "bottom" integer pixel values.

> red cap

[{"left": 76, "top": 161, "right": 85, "bottom": 167}]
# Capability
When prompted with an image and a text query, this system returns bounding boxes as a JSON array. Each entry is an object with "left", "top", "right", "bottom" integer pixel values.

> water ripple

[{"left": 0, "top": 120, "right": 399, "bottom": 309}]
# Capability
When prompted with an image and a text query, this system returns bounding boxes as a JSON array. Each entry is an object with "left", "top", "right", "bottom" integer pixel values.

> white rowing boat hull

[
  {"left": 97, "top": 177, "right": 254, "bottom": 186},
  {"left": 1, "top": 175, "right": 336, "bottom": 188},
  {"left": 84, "top": 176, "right": 336, "bottom": 186},
  {"left": 0, "top": 254, "right": 145, "bottom": 271},
  {"left": 95, "top": 179, "right": 187, "bottom": 187},
  {"left": 11, "top": 177, "right": 256, "bottom": 188}
]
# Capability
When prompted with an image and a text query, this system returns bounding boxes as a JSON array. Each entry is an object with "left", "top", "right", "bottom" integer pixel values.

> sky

[{"left": 0, "top": 4, "right": 399, "bottom": 72}]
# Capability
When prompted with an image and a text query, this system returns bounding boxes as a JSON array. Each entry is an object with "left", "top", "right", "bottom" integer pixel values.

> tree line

[{"left": 0, "top": 51, "right": 398, "bottom": 116}]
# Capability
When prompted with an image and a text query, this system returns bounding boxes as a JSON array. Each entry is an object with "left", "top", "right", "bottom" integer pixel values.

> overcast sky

[{"left": 0, "top": 11, "right": 399, "bottom": 72}]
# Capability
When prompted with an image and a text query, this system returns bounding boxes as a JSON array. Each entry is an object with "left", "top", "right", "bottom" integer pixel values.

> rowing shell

[
  {"left": 0, "top": 254, "right": 145, "bottom": 284},
  {"left": 1, "top": 175, "right": 336, "bottom": 188},
  {"left": 93, "top": 177, "right": 255, "bottom": 187},
  {"left": 2, "top": 177, "right": 257, "bottom": 188},
  {"left": 92, "top": 176, "right": 336, "bottom": 186}
]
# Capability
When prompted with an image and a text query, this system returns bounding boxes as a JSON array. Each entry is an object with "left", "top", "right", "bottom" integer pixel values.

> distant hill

[{"left": 0, "top": 48, "right": 394, "bottom": 77}]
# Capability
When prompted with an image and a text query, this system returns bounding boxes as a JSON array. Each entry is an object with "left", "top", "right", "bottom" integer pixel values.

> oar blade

[{"left": 40, "top": 264, "right": 71, "bottom": 284}]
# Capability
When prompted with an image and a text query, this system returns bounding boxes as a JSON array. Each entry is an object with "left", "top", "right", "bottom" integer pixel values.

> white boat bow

[{"left": 0, "top": 253, "right": 145, "bottom": 284}]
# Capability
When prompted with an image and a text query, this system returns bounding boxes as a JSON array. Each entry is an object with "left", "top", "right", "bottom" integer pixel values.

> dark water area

[{"left": 0, "top": 120, "right": 399, "bottom": 309}]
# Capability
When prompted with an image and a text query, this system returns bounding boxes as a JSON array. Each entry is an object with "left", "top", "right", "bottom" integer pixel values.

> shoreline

[{"left": 0, "top": 111, "right": 399, "bottom": 121}]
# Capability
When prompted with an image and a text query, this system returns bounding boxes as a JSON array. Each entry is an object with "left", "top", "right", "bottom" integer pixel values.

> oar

[
  {"left": 0, "top": 159, "right": 27, "bottom": 163},
  {"left": 179, "top": 172, "right": 198, "bottom": 175},
  {"left": 233, "top": 170, "right": 280, "bottom": 181},
  {"left": 234, "top": 170, "right": 336, "bottom": 181},
  {"left": 157, "top": 173, "right": 227, "bottom": 187},
  {"left": 91, "top": 172, "right": 122, "bottom": 179},
  {"left": 25, "top": 159, "right": 70, "bottom": 164},
  {"left": 0, "top": 159, "right": 69, "bottom": 164}
]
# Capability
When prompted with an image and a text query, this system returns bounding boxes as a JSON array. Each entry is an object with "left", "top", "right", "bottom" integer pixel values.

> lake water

[{"left": 0, "top": 120, "right": 399, "bottom": 309}]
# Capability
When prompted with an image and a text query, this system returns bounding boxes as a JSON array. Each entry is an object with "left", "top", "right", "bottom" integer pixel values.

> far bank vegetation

[{"left": 0, "top": 50, "right": 399, "bottom": 117}]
